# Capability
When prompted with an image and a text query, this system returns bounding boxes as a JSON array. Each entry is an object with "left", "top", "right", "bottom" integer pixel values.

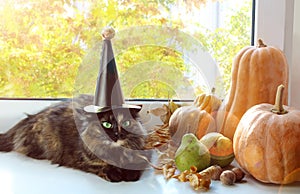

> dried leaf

[
  {"left": 145, "top": 124, "right": 171, "bottom": 150},
  {"left": 148, "top": 107, "right": 168, "bottom": 116},
  {"left": 172, "top": 165, "right": 212, "bottom": 191},
  {"left": 190, "top": 166, "right": 198, "bottom": 173},
  {"left": 199, "top": 176, "right": 211, "bottom": 190},
  {"left": 169, "top": 100, "right": 179, "bottom": 113},
  {"left": 164, "top": 167, "right": 176, "bottom": 180},
  {"left": 162, "top": 161, "right": 176, "bottom": 180},
  {"left": 176, "top": 170, "right": 189, "bottom": 182},
  {"left": 152, "top": 142, "right": 164, "bottom": 147},
  {"left": 188, "top": 174, "right": 200, "bottom": 190}
]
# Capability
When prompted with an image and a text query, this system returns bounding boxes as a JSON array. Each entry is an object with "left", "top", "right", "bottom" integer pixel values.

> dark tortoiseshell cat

[{"left": 0, "top": 95, "right": 151, "bottom": 182}]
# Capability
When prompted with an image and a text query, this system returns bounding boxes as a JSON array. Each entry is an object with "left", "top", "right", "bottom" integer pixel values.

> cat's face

[
  {"left": 97, "top": 108, "right": 144, "bottom": 143},
  {"left": 78, "top": 107, "right": 151, "bottom": 170}
]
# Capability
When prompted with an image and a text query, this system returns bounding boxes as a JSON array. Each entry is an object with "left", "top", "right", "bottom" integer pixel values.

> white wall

[
  {"left": 291, "top": 0, "right": 300, "bottom": 108},
  {"left": 255, "top": 0, "right": 287, "bottom": 49},
  {"left": 255, "top": 0, "right": 299, "bottom": 108}
]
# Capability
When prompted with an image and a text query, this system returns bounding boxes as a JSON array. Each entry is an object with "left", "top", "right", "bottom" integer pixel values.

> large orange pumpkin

[
  {"left": 217, "top": 39, "right": 289, "bottom": 140},
  {"left": 169, "top": 106, "right": 216, "bottom": 147},
  {"left": 233, "top": 85, "right": 300, "bottom": 184}
]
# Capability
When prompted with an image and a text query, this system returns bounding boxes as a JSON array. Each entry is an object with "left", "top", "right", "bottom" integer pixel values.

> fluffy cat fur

[{"left": 0, "top": 95, "right": 151, "bottom": 182}]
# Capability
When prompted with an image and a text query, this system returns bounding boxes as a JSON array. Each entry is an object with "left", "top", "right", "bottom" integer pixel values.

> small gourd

[{"left": 194, "top": 88, "right": 222, "bottom": 117}]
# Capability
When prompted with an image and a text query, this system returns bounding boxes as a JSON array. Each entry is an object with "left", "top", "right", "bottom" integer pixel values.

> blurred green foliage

[{"left": 0, "top": 0, "right": 251, "bottom": 99}]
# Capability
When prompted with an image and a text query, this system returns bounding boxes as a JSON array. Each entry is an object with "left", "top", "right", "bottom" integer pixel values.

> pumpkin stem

[
  {"left": 271, "top": 84, "right": 288, "bottom": 115},
  {"left": 257, "top": 39, "right": 267, "bottom": 48}
]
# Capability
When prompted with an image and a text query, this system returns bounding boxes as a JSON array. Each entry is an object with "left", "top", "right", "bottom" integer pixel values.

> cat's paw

[{"left": 104, "top": 167, "right": 142, "bottom": 182}]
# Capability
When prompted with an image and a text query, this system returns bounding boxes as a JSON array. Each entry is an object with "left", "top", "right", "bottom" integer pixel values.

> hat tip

[{"left": 102, "top": 26, "right": 115, "bottom": 40}]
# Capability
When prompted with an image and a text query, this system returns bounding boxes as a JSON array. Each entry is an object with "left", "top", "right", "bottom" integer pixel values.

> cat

[{"left": 0, "top": 95, "right": 152, "bottom": 182}]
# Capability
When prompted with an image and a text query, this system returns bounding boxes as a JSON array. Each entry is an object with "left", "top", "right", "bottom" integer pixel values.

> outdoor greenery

[{"left": 0, "top": 0, "right": 252, "bottom": 99}]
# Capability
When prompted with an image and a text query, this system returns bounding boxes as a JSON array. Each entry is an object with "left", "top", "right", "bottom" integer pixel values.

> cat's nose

[
  {"left": 119, "top": 133, "right": 126, "bottom": 140},
  {"left": 117, "top": 126, "right": 125, "bottom": 139}
]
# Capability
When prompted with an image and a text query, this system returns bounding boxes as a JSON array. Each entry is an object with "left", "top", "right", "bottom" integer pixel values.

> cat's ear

[
  {"left": 74, "top": 108, "right": 94, "bottom": 119},
  {"left": 130, "top": 104, "right": 143, "bottom": 115}
]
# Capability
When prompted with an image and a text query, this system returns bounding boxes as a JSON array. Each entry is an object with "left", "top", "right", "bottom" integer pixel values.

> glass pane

[{"left": 0, "top": 0, "right": 253, "bottom": 100}]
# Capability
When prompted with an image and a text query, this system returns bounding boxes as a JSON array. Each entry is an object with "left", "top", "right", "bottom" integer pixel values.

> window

[{"left": 0, "top": 0, "right": 253, "bottom": 100}]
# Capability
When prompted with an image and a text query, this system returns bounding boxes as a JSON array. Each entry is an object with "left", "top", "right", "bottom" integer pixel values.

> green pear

[{"left": 175, "top": 133, "right": 210, "bottom": 172}]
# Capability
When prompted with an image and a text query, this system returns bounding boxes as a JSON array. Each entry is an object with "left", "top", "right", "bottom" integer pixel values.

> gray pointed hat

[{"left": 84, "top": 27, "right": 141, "bottom": 113}]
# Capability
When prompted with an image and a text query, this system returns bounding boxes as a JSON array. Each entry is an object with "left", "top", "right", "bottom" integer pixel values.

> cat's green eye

[
  {"left": 122, "top": 120, "right": 131, "bottom": 128},
  {"left": 102, "top": 121, "right": 113, "bottom": 129}
]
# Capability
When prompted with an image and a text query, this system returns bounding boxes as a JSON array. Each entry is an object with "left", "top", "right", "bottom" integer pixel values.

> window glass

[{"left": 0, "top": 0, "right": 253, "bottom": 100}]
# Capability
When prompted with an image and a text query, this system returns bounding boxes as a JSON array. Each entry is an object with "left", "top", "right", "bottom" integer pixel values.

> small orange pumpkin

[
  {"left": 233, "top": 85, "right": 300, "bottom": 184},
  {"left": 169, "top": 106, "right": 216, "bottom": 147},
  {"left": 217, "top": 39, "right": 289, "bottom": 140},
  {"left": 194, "top": 88, "right": 222, "bottom": 117}
]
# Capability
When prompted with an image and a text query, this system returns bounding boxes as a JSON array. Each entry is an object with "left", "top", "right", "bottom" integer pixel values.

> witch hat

[{"left": 84, "top": 26, "right": 141, "bottom": 113}]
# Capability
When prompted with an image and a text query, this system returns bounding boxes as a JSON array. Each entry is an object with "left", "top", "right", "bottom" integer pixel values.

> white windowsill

[{"left": 0, "top": 100, "right": 299, "bottom": 194}]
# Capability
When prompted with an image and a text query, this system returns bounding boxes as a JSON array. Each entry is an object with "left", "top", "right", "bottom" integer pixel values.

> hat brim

[{"left": 84, "top": 104, "right": 142, "bottom": 113}]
